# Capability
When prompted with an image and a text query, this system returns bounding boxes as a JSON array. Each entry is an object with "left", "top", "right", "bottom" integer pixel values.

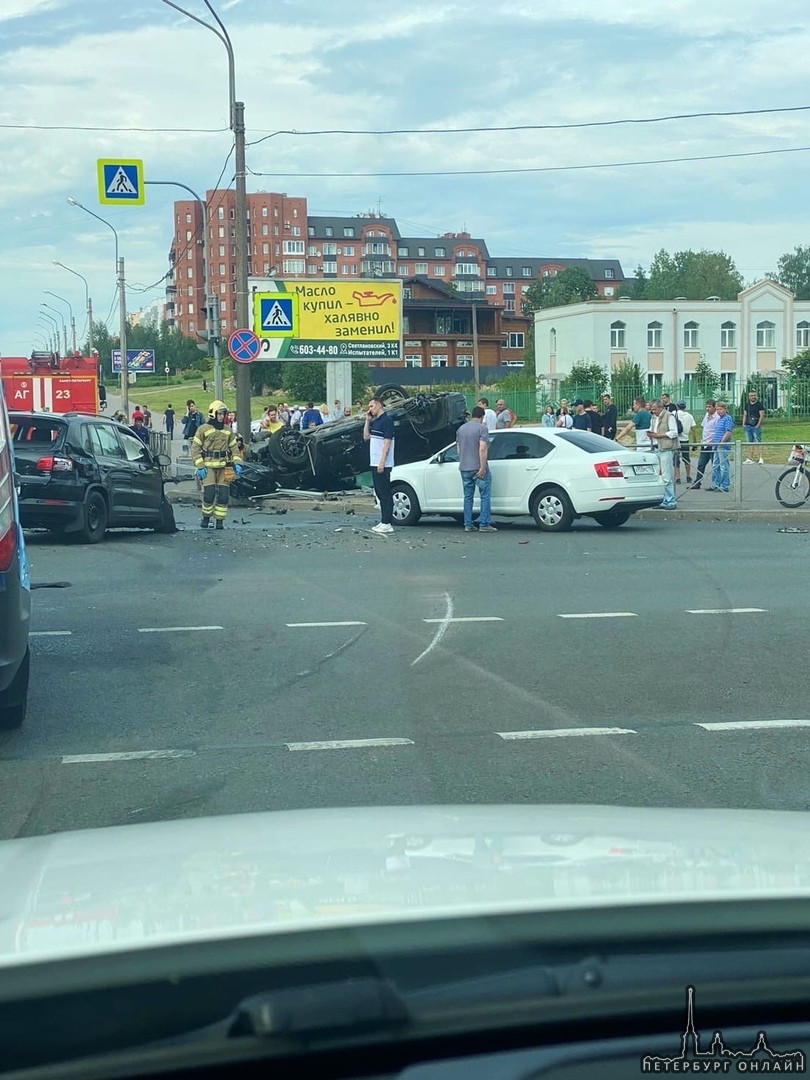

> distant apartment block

[{"left": 165, "top": 190, "right": 625, "bottom": 370}]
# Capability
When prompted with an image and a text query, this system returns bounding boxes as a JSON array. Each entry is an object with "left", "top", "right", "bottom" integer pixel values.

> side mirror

[{"left": 155, "top": 453, "right": 171, "bottom": 467}]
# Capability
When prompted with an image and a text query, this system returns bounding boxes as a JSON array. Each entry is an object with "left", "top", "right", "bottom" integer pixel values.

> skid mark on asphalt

[{"left": 411, "top": 591, "right": 454, "bottom": 666}]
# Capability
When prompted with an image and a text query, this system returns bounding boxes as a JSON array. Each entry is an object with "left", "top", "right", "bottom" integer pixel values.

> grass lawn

[{"left": 123, "top": 380, "right": 286, "bottom": 424}]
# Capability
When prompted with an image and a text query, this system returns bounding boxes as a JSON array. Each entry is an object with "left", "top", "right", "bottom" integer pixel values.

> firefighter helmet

[{"left": 208, "top": 400, "right": 227, "bottom": 418}]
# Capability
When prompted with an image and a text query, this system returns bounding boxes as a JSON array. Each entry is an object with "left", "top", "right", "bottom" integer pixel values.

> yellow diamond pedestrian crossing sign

[{"left": 97, "top": 159, "right": 145, "bottom": 205}]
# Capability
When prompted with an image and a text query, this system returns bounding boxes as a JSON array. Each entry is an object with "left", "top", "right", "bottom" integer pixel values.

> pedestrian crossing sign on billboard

[
  {"left": 97, "top": 159, "right": 145, "bottom": 205},
  {"left": 254, "top": 293, "right": 297, "bottom": 338}
]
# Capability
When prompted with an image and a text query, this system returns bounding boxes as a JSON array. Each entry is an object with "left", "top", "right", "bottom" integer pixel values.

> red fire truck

[{"left": 0, "top": 352, "right": 102, "bottom": 415}]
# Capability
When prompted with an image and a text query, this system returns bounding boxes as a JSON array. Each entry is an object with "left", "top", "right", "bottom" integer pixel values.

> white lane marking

[
  {"left": 138, "top": 626, "right": 224, "bottom": 633},
  {"left": 696, "top": 720, "right": 810, "bottom": 732},
  {"left": 286, "top": 621, "right": 367, "bottom": 627},
  {"left": 61, "top": 750, "right": 196, "bottom": 763},
  {"left": 30, "top": 631, "right": 72, "bottom": 637},
  {"left": 422, "top": 617, "right": 504, "bottom": 624},
  {"left": 286, "top": 738, "right": 414, "bottom": 751},
  {"left": 686, "top": 608, "right": 768, "bottom": 614},
  {"left": 412, "top": 591, "right": 454, "bottom": 666},
  {"left": 497, "top": 727, "right": 638, "bottom": 740},
  {"left": 557, "top": 612, "right": 638, "bottom": 619}
]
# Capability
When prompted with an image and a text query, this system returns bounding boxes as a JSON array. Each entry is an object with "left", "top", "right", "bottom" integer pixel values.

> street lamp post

[
  {"left": 161, "top": 0, "right": 250, "bottom": 434},
  {"left": 67, "top": 197, "right": 129, "bottom": 417},
  {"left": 38, "top": 313, "right": 59, "bottom": 355},
  {"left": 44, "top": 291, "right": 76, "bottom": 353},
  {"left": 145, "top": 179, "right": 222, "bottom": 400},
  {"left": 42, "top": 303, "right": 68, "bottom": 356},
  {"left": 53, "top": 261, "right": 94, "bottom": 358}
]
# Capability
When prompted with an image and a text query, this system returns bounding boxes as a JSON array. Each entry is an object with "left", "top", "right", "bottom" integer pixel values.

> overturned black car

[{"left": 232, "top": 385, "right": 469, "bottom": 497}]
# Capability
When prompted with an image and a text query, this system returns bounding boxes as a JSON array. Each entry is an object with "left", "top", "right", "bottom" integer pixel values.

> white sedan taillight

[{"left": 594, "top": 460, "right": 624, "bottom": 478}]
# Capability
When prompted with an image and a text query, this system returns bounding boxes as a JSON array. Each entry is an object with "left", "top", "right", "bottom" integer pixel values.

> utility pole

[
  {"left": 211, "top": 294, "right": 222, "bottom": 397},
  {"left": 118, "top": 257, "right": 129, "bottom": 418},
  {"left": 234, "top": 99, "right": 250, "bottom": 435}
]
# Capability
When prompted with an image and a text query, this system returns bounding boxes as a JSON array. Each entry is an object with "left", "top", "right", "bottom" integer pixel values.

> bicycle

[{"left": 775, "top": 444, "right": 810, "bottom": 508}]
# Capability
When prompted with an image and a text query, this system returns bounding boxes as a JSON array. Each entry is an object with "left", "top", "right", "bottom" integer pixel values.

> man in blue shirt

[
  {"left": 300, "top": 402, "right": 323, "bottom": 430},
  {"left": 710, "top": 401, "right": 734, "bottom": 493},
  {"left": 363, "top": 397, "right": 396, "bottom": 534}
]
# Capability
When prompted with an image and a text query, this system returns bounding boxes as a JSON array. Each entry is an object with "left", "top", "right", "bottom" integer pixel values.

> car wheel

[
  {"left": 592, "top": 509, "right": 631, "bottom": 528},
  {"left": 77, "top": 491, "right": 108, "bottom": 544},
  {"left": 391, "top": 482, "right": 422, "bottom": 526},
  {"left": 154, "top": 498, "right": 178, "bottom": 534},
  {"left": 374, "top": 384, "right": 408, "bottom": 407},
  {"left": 0, "top": 647, "right": 29, "bottom": 731},
  {"left": 530, "top": 487, "right": 574, "bottom": 531},
  {"left": 267, "top": 429, "right": 309, "bottom": 470}
]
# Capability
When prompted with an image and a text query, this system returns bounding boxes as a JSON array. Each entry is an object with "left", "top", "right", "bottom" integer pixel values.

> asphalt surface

[{"left": 2, "top": 506, "right": 809, "bottom": 840}]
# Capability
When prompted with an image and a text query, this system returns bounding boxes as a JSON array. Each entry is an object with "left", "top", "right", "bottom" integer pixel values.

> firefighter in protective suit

[{"left": 192, "top": 400, "right": 244, "bottom": 529}]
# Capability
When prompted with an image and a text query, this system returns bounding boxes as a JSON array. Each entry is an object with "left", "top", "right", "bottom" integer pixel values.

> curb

[{"left": 635, "top": 509, "right": 810, "bottom": 523}]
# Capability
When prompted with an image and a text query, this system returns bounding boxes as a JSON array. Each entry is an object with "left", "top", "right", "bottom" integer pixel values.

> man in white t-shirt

[
  {"left": 363, "top": 397, "right": 396, "bottom": 535},
  {"left": 477, "top": 397, "right": 497, "bottom": 433}
]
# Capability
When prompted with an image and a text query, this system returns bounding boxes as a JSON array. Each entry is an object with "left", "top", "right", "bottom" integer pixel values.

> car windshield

[{"left": 2, "top": 4, "right": 808, "bottom": 1072}]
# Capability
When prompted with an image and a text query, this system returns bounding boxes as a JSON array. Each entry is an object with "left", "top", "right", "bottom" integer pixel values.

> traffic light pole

[{"left": 234, "top": 99, "right": 251, "bottom": 437}]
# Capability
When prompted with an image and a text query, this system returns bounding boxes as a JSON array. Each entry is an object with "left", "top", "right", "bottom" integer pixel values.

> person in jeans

[
  {"left": 647, "top": 399, "right": 679, "bottom": 509},
  {"left": 363, "top": 397, "right": 395, "bottom": 535},
  {"left": 711, "top": 401, "right": 734, "bottom": 492},
  {"left": 743, "top": 390, "right": 765, "bottom": 464},
  {"left": 456, "top": 405, "right": 496, "bottom": 533},
  {"left": 690, "top": 399, "right": 717, "bottom": 489}
]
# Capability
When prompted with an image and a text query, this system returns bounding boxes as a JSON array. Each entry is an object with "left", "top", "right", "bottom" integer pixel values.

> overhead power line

[
  {"left": 0, "top": 123, "right": 228, "bottom": 133},
  {"left": 244, "top": 104, "right": 810, "bottom": 147},
  {"left": 247, "top": 144, "right": 810, "bottom": 179}
]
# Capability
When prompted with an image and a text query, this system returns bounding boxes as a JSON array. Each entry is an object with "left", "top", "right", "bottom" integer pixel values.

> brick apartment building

[{"left": 165, "top": 190, "right": 624, "bottom": 371}]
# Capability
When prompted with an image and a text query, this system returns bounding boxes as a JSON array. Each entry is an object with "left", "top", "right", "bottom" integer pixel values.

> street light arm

[
  {"left": 67, "top": 198, "right": 119, "bottom": 266},
  {"left": 161, "top": 0, "right": 235, "bottom": 126},
  {"left": 53, "top": 262, "right": 90, "bottom": 306}
]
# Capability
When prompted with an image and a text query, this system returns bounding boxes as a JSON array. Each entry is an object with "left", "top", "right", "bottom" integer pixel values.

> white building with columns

[{"left": 533, "top": 279, "right": 810, "bottom": 395}]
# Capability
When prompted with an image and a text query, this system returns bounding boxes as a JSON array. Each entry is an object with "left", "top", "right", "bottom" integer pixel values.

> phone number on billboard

[{"left": 287, "top": 344, "right": 341, "bottom": 357}]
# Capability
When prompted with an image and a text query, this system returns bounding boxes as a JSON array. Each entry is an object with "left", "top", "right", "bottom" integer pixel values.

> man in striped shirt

[{"left": 710, "top": 402, "right": 734, "bottom": 493}]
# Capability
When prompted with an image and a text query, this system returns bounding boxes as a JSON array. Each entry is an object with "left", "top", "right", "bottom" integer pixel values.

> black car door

[
  {"left": 84, "top": 423, "right": 132, "bottom": 522},
  {"left": 116, "top": 429, "right": 163, "bottom": 521}
]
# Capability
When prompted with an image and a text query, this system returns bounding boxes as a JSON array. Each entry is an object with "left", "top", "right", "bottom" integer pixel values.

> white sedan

[{"left": 389, "top": 427, "right": 665, "bottom": 531}]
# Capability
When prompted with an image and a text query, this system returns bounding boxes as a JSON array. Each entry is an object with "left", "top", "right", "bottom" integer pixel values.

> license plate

[{"left": 633, "top": 464, "right": 655, "bottom": 475}]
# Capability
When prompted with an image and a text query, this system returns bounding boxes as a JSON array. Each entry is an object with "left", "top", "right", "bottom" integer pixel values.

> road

[{"left": 1, "top": 507, "right": 808, "bottom": 839}]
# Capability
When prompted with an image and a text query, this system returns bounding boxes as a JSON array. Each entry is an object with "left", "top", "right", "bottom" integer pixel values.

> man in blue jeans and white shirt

[
  {"left": 363, "top": 396, "right": 396, "bottom": 535},
  {"left": 456, "top": 406, "right": 497, "bottom": 532}
]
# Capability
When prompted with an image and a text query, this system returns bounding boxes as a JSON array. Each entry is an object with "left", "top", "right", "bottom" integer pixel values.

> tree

[
  {"left": 782, "top": 347, "right": 810, "bottom": 379},
  {"left": 642, "top": 249, "right": 743, "bottom": 301},
  {"left": 608, "top": 359, "right": 645, "bottom": 415},
  {"left": 521, "top": 324, "right": 536, "bottom": 378},
  {"left": 282, "top": 362, "right": 371, "bottom": 404},
  {"left": 770, "top": 246, "right": 810, "bottom": 300},
  {"left": 560, "top": 361, "right": 608, "bottom": 399},
  {"left": 692, "top": 356, "right": 720, "bottom": 395},
  {"left": 617, "top": 265, "right": 648, "bottom": 299},
  {"left": 524, "top": 266, "right": 598, "bottom": 311}
]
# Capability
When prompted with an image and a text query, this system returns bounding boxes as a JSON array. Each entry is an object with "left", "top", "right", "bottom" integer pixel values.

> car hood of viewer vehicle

[{"left": 1, "top": 803, "right": 810, "bottom": 969}]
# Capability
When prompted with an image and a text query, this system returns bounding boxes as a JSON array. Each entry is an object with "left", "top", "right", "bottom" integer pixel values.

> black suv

[{"left": 10, "top": 412, "right": 176, "bottom": 543}]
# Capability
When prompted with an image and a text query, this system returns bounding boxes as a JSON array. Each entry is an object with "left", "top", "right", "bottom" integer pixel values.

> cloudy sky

[{"left": 2, "top": 0, "right": 810, "bottom": 354}]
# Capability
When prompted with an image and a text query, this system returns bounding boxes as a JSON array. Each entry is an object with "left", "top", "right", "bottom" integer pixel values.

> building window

[
  {"left": 434, "top": 246, "right": 446, "bottom": 257},
  {"left": 486, "top": 285, "right": 497, "bottom": 295},
  {"left": 415, "top": 261, "right": 428, "bottom": 275},
  {"left": 502, "top": 282, "right": 515, "bottom": 295},
  {"left": 274, "top": 226, "right": 279, "bottom": 236},
  {"left": 433, "top": 265, "right": 445, "bottom": 276},
  {"left": 218, "top": 245, "right": 225, "bottom": 257},
  {"left": 325, "top": 226, "right": 333, "bottom": 237},
  {"left": 404, "top": 354, "right": 421, "bottom": 367},
  {"left": 366, "top": 241, "right": 390, "bottom": 255},
  {"left": 262, "top": 243, "right": 269, "bottom": 255},
  {"left": 343, "top": 227, "right": 354, "bottom": 237},
  {"left": 220, "top": 282, "right": 227, "bottom": 294},
  {"left": 486, "top": 266, "right": 497, "bottom": 277},
  {"left": 647, "top": 321, "right": 662, "bottom": 348},
  {"left": 282, "top": 240, "right": 305, "bottom": 254},
  {"left": 507, "top": 332, "right": 525, "bottom": 349},
  {"left": 721, "top": 321, "right": 736, "bottom": 348},
  {"left": 457, "top": 355, "right": 473, "bottom": 367},
  {"left": 186, "top": 267, "right": 193, "bottom": 279},
  {"left": 292, "top": 208, "right": 298, "bottom": 218},
  {"left": 219, "top": 263, "right": 225, "bottom": 275},
  {"left": 188, "top": 321, "right": 195, "bottom": 333},
  {"left": 505, "top": 266, "right": 513, "bottom": 277},
  {"left": 455, "top": 263, "right": 479, "bottom": 276},
  {"left": 282, "top": 259, "right": 305, "bottom": 274},
  {"left": 522, "top": 266, "right": 532, "bottom": 277},
  {"left": 756, "top": 320, "right": 775, "bottom": 348},
  {"left": 604, "top": 268, "right": 615, "bottom": 279},
  {"left": 797, "top": 321, "right": 810, "bottom": 349},
  {"left": 308, "top": 225, "right": 315, "bottom": 236},
  {"left": 416, "top": 246, "right": 426, "bottom": 257},
  {"left": 307, "top": 245, "right": 319, "bottom": 257},
  {"left": 343, "top": 246, "right": 354, "bottom": 256},
  {"left": 610, "top": 320, "right": 626, "bottom": 349},
  {"left": 308, "top": 265, "right": 318, "bottom": 275},
  {"left": 647, "top": 373, "right": 662, "bottom": 391},
  {"left": 431, "top": 354, "right": 448, "bottom": 367},
  {"left": 604, "top": 286, "right": 614, "bottom": 297},
  {"left": 350, "top": 265, "right": 357, "bottom": 274},
  {"left": 217, "top": 207, "right": 224, "bottom": 220},
  {"left": 720, "top": 373, "right": 735, "bottom": 392},
  {"left": 504, "top": 299, "right": 515, "bottom": 311},
  {"left": 262, "top": 206, "right": 268, "bottom": 217},
  {"left": 397, "top": 265, "right": 409, "bottom": 276},
  {"left": 550, "top": 328, "right": 557, "bottom": 353},
  {"left": 322, "top": 243, "right": 338, "bottom": 255},
  {"left": 323, "top": 261, "right": 337, "bottom": 274},
  {"left": 683, "top": 321, "right": 699, "bottom": 348}
]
